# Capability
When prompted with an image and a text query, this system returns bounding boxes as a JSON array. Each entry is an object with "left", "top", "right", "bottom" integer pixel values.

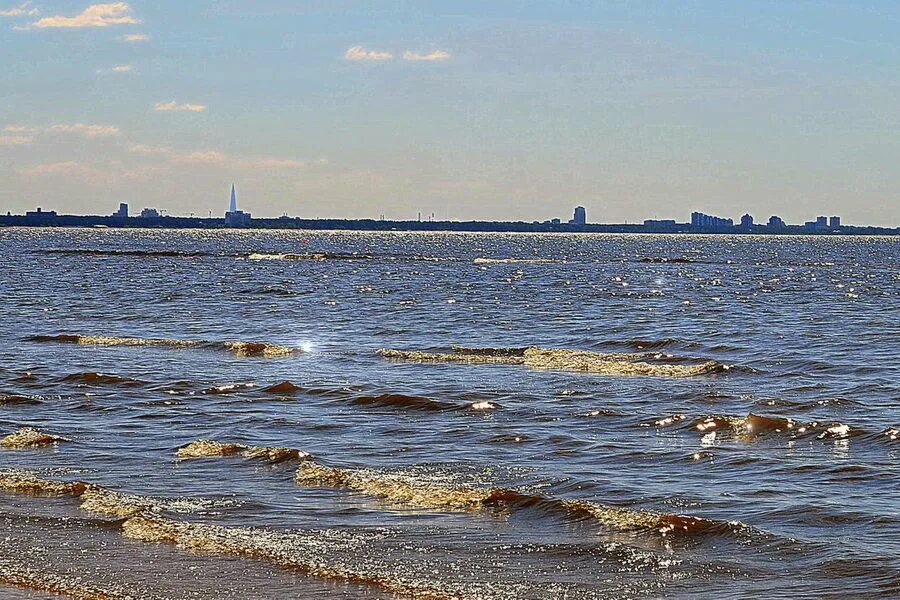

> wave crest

[
  {"left": 378, "top": 346, "right": 726, "bottom": 377},
  {"left": 1, "top": 427, "right": 66, "bottom": 449},
  {"left": 28, "top": 334, "right": 299, "bottom": 358},
  {"left": 176, "top": 439, "right": 311, "bottom": 463}
]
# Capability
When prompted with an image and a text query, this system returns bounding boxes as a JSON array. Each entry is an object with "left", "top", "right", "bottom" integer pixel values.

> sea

[{"left": 0, "top": 227, "right": 897, "bottom": 599}]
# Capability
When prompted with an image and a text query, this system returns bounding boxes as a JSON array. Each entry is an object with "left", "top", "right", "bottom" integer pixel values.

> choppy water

[{"left": 0, "top": 228, "right": 898, "bottom": 599}]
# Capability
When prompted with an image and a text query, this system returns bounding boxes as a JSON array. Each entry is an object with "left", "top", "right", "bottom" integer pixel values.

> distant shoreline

[{"left": 1, "top": 214, "right": 898, "bottom": 235}]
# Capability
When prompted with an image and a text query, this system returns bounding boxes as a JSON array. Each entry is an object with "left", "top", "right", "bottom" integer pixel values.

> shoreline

[{"left": 1, "top": 215, "right": 898, "bottom": 235}]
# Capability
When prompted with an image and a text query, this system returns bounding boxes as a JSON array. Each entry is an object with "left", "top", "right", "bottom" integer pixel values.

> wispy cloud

[
  {"left": 154, "top": 101, "right": 208, "bottom": 113},
  {"left": 49, "top": 123, "right": 120, "bottom": 137},
  {"left": 20, "top": 161, "right": 85, "bottom": 175},
  {"left": 120, "top": 32, "right": 148, "bottom": 42},
  {"left": 176, "top": 150, "right": 227, "bottom": 164},
  {"left": 3, "top": 125, "right": 36, "bottom": 134},
  {"left": 344, "top": 46, "right": 392, "bottom": 61},
  {"left": 403, "top": 50, "right": 451, "bottom": 62},
  {"left": 170, "top": 149, "right": 304, "bottom": 170},
  {"left": 3, "top": 123, "right": 120, "bottom": 138},
  {"left": 18, "top": 160, "right": 163, "bottom": 185},
  {"left": 128, "top": 143, "right": 169, "bottom": 154},
  {"left": 0, "top": 134, "right": 33, "bottom": 146},
  {"left": 111, "top": 64, "right": 133, "bottom": 72},
  {"left": 31, "top": 2, "right": 139, "bottom": 29},
  {"left": 0, "top": 2, "right": 38, "bottom": 17}
]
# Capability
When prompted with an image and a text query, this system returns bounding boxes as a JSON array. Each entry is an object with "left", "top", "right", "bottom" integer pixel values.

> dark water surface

[{"left": 0, "top": 228, "right": 897, "bottom": 599}]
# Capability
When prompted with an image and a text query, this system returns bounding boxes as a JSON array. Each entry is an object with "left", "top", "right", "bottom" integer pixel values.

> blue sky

[{"left": 1, "top": 1, "right": 898, "bottom": 224}]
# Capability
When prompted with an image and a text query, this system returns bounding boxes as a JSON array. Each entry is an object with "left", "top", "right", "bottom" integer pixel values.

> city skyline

[{"left": 2, "top": 2, "right": 900, "bottom": 225}]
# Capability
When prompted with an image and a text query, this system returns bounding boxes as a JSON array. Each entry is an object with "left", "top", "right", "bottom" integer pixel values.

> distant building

[
  {"left": 140, "top": 208, "right": 160, "bottom": 218},
  {"left": 691, "top": 212, "right": 733, "bottom": 228},
  {"left": 569, "top": 206, "right": 586, "bottom": 225},
  {"left": 829, "top": 216, "right": 841, "bottom": 228},
  {"left": 25, "top": 207, "right": 57, "bottom": 219},
  {"left": 805, "top": 216, "right": 830, "bottom": 231},
  {"left": 643, "top": 219, "right": 678, "bottom": 228},
  {"left": 768, "top": 215, "right": 786, "bottom": 228},
  {"left": 224, "top": 183, "right": 252, "bottom": 227},
  {"left": 740, "top": 214, "right": 754, "bottom": 228},
  {"left": 550, "top": 218, "right": 561, "bottom": 225},
  {"left": 113, "top": 203, "right": 128, "bottom": 218}
]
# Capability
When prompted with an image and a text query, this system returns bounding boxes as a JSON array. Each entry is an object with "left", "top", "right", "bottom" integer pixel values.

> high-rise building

[
  {"left": 740, "top": 214, "right": 754, "bottom": 227},
  {"left": 829, "top": 216, "right": 841, "bottom": 228},
  {"left": 816, "top": 216, "right": 827, "bottom": 227},
  {"left": 570, "top": 206, "right": 586, "bottom": 225},
  {"left": 225, "top": 183, "right": 252, "bottom": 227},
  {"left": 691, "top": 212, "right": 733, "bottom": 228},
  {"left": 113, "top": 203, "right": 128, "bottom": 218},
  {"left": 768, "top": 215, "right": 786, "bottom": 228}
]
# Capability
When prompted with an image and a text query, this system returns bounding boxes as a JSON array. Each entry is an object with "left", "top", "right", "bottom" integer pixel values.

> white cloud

[
  {"left": 3, "top": 124, "right": 36, "bottom": 133},
  {"left": 111, "top": 64, "right": 133, "bottom": 72},
  {"left": 237, "top": 157, "right": 305, "bottom": 169},
  {"left": 20, "top": 161, "right": 85, "bottom": 176},
  {"left": 31, "top": 3, "right": 139, "bottom": 29},
  {"left": 128, "top": 143, "right": 169, "bottom": 154},
  {"left": 120, "top": 32, "right": 148, "bottom": 42},
  {"left": 176, "top": 150, "right": 227, "bottom": 164},
  {"left": 403, "top": 50, "right": 451, "bottom": 62},
  {"left": 0, "top": 2, "right": 38, "bottom": 17},
  {"left": 49, "top": 123, "right": 120, "bottom": 137},
  {"left": 0, "top": 134, "right": 33, "bottom": 146},
  {"left": 167, "top": 148, "right": 304, "bottom": 170},
  {"left": 154, "top": 101, "right": 208, "bottom": 113},
  {"left": 344, "top": 45, "right": 392, "bottom": 61}
]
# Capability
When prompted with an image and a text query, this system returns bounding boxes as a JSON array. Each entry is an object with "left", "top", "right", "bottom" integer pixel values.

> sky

[{"left": 1, "top": 1, "right": 898, "bottom": 225}]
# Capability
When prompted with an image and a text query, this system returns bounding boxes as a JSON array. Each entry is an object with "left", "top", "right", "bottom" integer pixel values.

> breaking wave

[
  {"left": 650, "top": 412, "right": 863, "bottom": 441},
  {"left": 294, "top": 463, "right": 743, "bottom": 537},
  {"left": 0, "top": 561, "right": 134, "bottom": 600},
  {"left": 1, "top": 427, "right": 66, "bottom": 449},
  {"left": 27, "top": 334, "right": 299, "bottom": 357},
  {"left": 0, "top": 469, "right": 456, "bottom": 599},
  {"left": 176, "top": 439, "right": 312, "bottom": 462},
  {"left": 377, "top": 346, "right": 726, "bottom": 377}
]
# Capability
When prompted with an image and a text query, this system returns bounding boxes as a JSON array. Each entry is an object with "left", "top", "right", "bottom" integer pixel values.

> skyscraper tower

[{"left": 225, "top": 183, "right": 251, "bottom": 226}]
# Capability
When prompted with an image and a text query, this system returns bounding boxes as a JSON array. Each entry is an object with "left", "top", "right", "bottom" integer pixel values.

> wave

[
  {"left": 246, "top": 252, "right": 373, "bottom": 261},
  {"left": 0, "top": 395, "right": 42, "bottom": 405},
  {"left": 1, "top": 427, "right": 66, "bottom": 449},
  {"left": 262, "top": 381, "right": 302, "bottom": 394},
  {"left": 0, "top": 562, "right": 133, "bottom": 600},
  {"left": 600, "top": 338, "right": 684, "bottom": 350},
  {"left": 27, "top": 334, "right": 299, "bottom": 358},
  {"left": 377, "top": 346, "right": 727, "bottom": 377},
  {"left": 176, "top": 439, "right": 311, "bottom": 463},
  {"left": 0, "top": 469, "right": 453, "bottom": 599},
  {"left": 651, "top": 412, "right": 863, "bottom": 441},
  {"left": 202, "top": 383, "right": 255, "bottom": 395},
  {"left": 638, "top": 257, "right": 694, "bottom": 264},
  {"left": 349, "top": 393, "right": 461, "bottom": 412},
  {"left": 43, "top": 248, "right": 214, "bottom": 258},
  {"left": 294, "top": 463, "right": 742, "bottom": 537},
  {"left": 60, "top": 372, "right": 145, "bottom": 386},
  {"left": 473, "top": 257, "right": 561, "bottom": 264}
]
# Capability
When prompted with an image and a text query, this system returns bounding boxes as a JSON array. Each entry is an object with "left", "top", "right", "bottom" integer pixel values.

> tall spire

[{"left": 229, "top": 184, "right": 237, "bottom": 213}]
